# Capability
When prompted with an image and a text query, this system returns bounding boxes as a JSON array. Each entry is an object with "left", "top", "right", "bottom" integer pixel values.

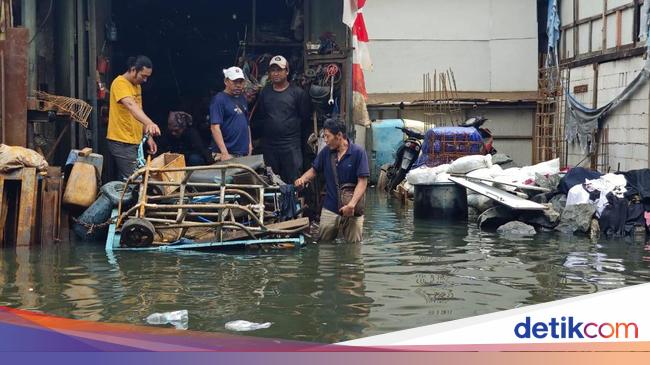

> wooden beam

[
  {"left": 560, "top": 2, "right": 636, "bottom": 29},
  {"left": 16, "top": 168, "right": 38, "bottom": 246},
  {"left": 561, "top": 45, "right": 646, "bottom": 69}
]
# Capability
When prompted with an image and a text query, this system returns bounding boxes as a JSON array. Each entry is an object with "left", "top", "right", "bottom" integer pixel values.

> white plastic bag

[
  {"left": 146, "top": 310, "right": 189, "bottom": 330},
  {"left": 225, "top": 320, "right": 272, "bottom": 332}
]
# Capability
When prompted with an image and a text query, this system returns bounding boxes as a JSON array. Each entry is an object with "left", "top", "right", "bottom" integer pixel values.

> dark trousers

[
  {"left": 263, "top": 145, "right": 303, "bottom": 185},
  {"left": 107, "top": 140, "right": 139, "bottom": 181}
]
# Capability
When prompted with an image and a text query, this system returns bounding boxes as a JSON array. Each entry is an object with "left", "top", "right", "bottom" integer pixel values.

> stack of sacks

[{"left": 489, "top": 158, "right": 561, "bottom": 193}]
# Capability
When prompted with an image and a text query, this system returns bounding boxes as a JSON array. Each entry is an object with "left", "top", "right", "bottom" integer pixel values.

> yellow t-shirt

[{"left": 107, "top": 75, "right": 143, "bottom": 144}]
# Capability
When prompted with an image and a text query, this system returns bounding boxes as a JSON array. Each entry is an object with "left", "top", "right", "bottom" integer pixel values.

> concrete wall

[
  {"left": 362, "top": 0, "right": 539, "bottom": 94},
  {"left": 367, "top": 105, "right": 535, "bottom": 166},
  {"left": 566, "top": 55, "right": 650, "bottom": 171}
]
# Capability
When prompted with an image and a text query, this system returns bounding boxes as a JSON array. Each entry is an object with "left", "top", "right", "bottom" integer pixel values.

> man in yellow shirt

[{"left": 107, "top": 55, "right": 161, "bottom": 180}]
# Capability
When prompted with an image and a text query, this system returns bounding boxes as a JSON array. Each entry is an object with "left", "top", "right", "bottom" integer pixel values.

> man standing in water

[{"left": 295, "top": 118, "right": 369, "bottom": 243}]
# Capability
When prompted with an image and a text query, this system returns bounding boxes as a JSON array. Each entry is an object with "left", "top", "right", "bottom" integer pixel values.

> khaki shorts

[{"left": 318, "top": 208, "right": 364, "bottom": 244}]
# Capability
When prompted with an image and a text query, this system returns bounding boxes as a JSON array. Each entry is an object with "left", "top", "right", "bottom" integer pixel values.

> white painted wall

[
  {"left": 362, "top": 0, "right": 538, "bottom": 94},
  {"left": 566, "top": 56, "right": 650, "bottom": 170}
]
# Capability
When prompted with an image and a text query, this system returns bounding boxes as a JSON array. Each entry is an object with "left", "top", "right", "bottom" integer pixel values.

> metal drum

[{"left": 414, "top": 182, "right": 468, "bottom": 220}]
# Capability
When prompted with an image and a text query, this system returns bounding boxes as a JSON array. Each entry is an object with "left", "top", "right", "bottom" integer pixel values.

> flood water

[{"left": 1, "top": 190, "right": 649, "bottom": 343}]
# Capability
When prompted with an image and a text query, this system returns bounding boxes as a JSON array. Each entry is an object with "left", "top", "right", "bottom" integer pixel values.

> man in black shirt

[{"left": 256, "top": 55, "right": 311, "bottom": 184}]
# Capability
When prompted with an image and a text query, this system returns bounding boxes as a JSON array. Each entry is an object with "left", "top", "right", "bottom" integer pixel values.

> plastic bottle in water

[{"left": 146, "top": 310, "right": 188, "bottom": 328}]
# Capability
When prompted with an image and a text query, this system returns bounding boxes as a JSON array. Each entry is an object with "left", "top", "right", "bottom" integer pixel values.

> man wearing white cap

[
  {"left": 256, "top": 55, "right": 311, "bottom": 183},
  {"left": 209, "top": 66, "right": 252, "bottom": 161}
]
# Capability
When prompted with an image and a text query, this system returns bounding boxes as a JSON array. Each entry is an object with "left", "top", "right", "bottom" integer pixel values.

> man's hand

[
  {"left": 248, "top": 142, "right": 253, "bottom": 156},
  {"left": 294, "top": 176, "right": 308, "bottom": 188},
  {"left": 221, "top": 152, "right": 233, "bottom": 161},
  {"left": 147, "top": 138, "right": 158, "bottom": 155},
  {"left": 339, "top": 203, "right": 356, "bottom": 217},
  {"left": 144, "top": 122, "right": 161, "bottom": 137}
]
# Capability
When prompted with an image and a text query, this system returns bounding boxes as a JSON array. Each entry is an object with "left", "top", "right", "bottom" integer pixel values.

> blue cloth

[
  {"left": 279, "top": 184, "right": 300, "bottom": 220},
  {"left": 547, "top": 0, "right": 560, "bottom": 61},
  {"left": 209, "top": 92, "right": 250, "bottom": 156},
  {"left": 313, "top": 141, "right": 370, "bottom": 214}
]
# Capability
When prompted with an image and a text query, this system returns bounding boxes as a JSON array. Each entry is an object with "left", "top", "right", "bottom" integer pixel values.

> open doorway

[{"left": 109, "top": 0, "right": 304, "bottom": 131}]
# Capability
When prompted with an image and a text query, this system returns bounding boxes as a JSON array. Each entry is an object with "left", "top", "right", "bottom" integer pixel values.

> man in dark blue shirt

[
  {"left": 209, "top": 66, "right": 252, "bottom": 161},
  {"left": 295, "top": 118, "right": 369, "bottom": 243}
]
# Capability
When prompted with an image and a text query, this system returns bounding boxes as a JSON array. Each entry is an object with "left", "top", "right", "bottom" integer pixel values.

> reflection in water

[{"left": 0, "top": 190, "right": 649, "bottom": 342}]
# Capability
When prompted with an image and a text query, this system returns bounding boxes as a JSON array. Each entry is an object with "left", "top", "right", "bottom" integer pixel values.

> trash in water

[
  {"left": 146, "top": 310, "right": 189, "bottom": 330},
  {"left": 225, "top": 320, "right": 272, "bottom": 332}
]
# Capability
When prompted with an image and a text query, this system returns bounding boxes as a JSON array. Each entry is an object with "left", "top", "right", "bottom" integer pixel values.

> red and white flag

[{"left": 343, "top": 0, "right": 372, "bottom": 99}]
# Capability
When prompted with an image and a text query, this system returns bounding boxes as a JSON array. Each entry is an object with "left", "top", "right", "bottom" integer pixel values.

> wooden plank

[
  {"left": 16, "top": 168, "right": 37, "bottom": 246},
  {"left": 448, "top": 176, "right": 547, "bottom": 211},
  {"left": 40, "top": 167, "right": 62, "bottom": 245}
]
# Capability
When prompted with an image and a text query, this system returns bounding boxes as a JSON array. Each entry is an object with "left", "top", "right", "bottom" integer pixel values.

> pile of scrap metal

[{"left": 106, "top": 154, "right": 309, "bottom": 252}]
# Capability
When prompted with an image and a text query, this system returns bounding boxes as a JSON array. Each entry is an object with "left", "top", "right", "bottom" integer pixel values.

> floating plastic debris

[
  {"left": 225, "top": 320, "right": 272, "bottom": 332},
  {"left": 146, "top": 310, "right": 189, "bottom": 330}
]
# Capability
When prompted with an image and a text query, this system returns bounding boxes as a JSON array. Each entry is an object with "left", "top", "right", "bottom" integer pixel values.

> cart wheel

[{"left": 120, "top": 218, "right": 155, "bottom": 247}]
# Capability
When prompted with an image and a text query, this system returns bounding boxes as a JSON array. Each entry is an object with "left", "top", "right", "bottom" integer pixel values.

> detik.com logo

[{"left": 514, "top": 316, "right": 638, "bottom": 339}]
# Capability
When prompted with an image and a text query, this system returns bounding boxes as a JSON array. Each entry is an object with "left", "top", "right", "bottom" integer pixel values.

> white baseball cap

[
  {"left": 269, "top": 55, "right": 288, "bottom": 69},
  {"left": 223, "top": 66, "right": 245, "bottom": 80}
]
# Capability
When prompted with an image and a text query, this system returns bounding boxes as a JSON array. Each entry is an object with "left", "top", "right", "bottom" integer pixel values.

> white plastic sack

[
  {"left": 406, "top": 164, "right": 451, "bottom": 185},
  {"left": 406, "top": 167, "right": 437, "bottom": 185},
  {"left": 521, "top": 158, "right": 560, "bottom": 176},
  {"left": 435, "top": 172, "right": 451, "bottom": 183},
  {"left": 566, "top": 184, "right": 591, "bottom": 206},
  {"left": 448, "top": 155, "right": 492, "bottom": 174}
]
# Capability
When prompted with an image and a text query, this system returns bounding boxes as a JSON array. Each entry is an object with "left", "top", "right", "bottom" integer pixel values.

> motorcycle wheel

[{"left": 387, "top": 168, "right": 408, "bottom": 192}]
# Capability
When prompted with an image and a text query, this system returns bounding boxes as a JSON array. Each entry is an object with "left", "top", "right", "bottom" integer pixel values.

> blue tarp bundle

[{"left": 415, "top": 127, "right": 483, "bottom": 168}]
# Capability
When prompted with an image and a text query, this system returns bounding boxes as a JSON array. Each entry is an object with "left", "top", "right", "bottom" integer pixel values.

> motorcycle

[
  {"left": 460, "top": 116, "right": 497, "bottom": 155},
  {"left": 384, "top": 127, "right": 425, "bottom": 192}
]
